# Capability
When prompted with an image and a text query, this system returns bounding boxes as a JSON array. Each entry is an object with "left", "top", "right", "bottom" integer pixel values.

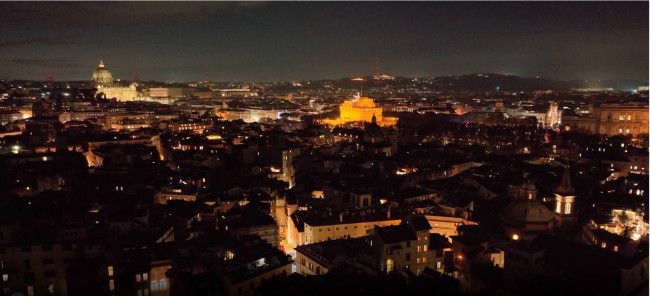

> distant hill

[{"left": 318, "top": 74, "right": 648, "bottom": 92}]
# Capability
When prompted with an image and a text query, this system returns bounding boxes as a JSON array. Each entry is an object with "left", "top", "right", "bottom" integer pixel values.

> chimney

[{"left": 339, "top": 212, "right": 343, "bottom": 223}]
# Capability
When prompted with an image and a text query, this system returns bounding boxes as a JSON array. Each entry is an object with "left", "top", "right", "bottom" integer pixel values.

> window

[
  {"left": 406, "top": 242, "right": 410, "bottom": 247},
  {"left": 436, "top": 262, "right": 442, "bottom": 269},
  {"left": 386, "top": 259, "right": 394, "bottom": 273},
  {"left": 136, "top": 274, "right": 142, "bottom": 282},
  {"left": 143, "top": 273, "right": 148, "bottom": 281},
  {"left": 423, "top": 245, "right": 428, "bottom": 252},
  {"left": 109, "top": 279, "right": 115, "bottom": 291},
  {"left": 27, "top": 285, "right": 34, "bottom": 296},
  {"left": 2, "top": 274, "right": 7, "bottom": 282},
  {"left": 25, "top": 260, "right": 31, "bottom": 270},
  {"left": 160, "top": 279, "right": 168, "bottom": 289},
  {"left": 601, "top": 242, "right": 606, "bottom": 248},
  {"left": 406, "top": 253, "right": 411, "bottom": 261},
  {"left": 137, "top": 290, "right": 142, "bottom": 296},
  {"left": 301, "top": 258, "right": 305, "bottom": 265},
  {"left": 422, "top": 257, "right": 427, "bottom": 263},
  {"left": 144, "top": 289, "right": 149, "bottom": 296},
  {"left": 614, "top": 246, "right": 619, "bottom": 252},
  {"left": 151, "top": 280, "right": 159, "bottom": 291},
  {"left": 417, "top": 246, "right": 421, "bottom": 252},
  {"left": 108, "top": 266, "right": 114, "bottom": 276},
  {"left": 44, "top": 270, "right": 55, "bottom": 278}
]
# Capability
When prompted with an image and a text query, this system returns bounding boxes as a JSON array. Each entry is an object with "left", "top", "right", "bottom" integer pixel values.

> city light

[{"left": 0, "top": 2, "right": 647, "bottom": 295}]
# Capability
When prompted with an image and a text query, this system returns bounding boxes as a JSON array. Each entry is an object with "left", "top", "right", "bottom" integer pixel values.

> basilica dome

[{"left": 92, "top": 60, "right": 113, "bottom": 87}]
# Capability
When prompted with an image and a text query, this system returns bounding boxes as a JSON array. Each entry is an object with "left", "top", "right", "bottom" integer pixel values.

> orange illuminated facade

[{"left": 323, "top": 97, "right": 397, "bottom": 126}]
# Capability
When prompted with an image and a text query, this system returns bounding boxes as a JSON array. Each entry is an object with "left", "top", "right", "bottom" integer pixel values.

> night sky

[{"left": 0, "top": 2, "right": 647, "bottom": 82}]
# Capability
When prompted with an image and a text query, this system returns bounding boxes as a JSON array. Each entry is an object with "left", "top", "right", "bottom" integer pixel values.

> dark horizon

[{"left": 0, "top": 2, "right": 648, "bottom": 82}]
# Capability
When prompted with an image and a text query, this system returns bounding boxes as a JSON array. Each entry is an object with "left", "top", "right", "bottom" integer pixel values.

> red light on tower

[{"left": 47, "top": 77, "right": 53, "bottom": 82}]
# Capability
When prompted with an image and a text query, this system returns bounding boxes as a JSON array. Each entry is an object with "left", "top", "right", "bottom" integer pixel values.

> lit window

[
  {"left": 601, "top": 242, "right": 606, "bottom": 248},
  {"left": 423, "top": 257, "right": 427, "bottom": 263},
  {"left": 160, "top": 279, "right": 168, "bottom": 290},
  {"left": 2, "top": 274, "right": 7, "bottom": 282},
  {"left": 143, "top": 273, "right": 148, "bottom": 281},
  {"left": 136, "top": 274, "right": 141, "bottom": 282},
  {"left": 614, "top": 246, "right": 619, "bottom": 252},
  {"left": 107, "top": 266, "right": 113, "bottom": 276},
  {"left": 137, "top": 290, "right": 142, "bottom": 296},
  {"left": 109, "top": 279, "right": 115, "bottom": 291}
]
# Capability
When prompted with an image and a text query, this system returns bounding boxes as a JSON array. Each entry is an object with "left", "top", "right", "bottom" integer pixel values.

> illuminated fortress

[{"left": 324, "top": 97, "right": 397, "bottom": 126}]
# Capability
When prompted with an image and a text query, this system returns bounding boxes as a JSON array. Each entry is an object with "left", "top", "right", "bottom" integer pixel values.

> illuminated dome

[{"left": 92, "top": 60, "right": 113, "bottom": 87}]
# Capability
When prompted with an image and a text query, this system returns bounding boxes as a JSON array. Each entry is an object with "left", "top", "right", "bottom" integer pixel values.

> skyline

[{"left": 0, "top": 2, "right": 648, "bottom": 82}]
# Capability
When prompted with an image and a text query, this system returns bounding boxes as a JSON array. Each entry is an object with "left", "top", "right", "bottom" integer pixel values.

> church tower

[{"left": 554, "top": 165, "right": 576, "bottom": 217}]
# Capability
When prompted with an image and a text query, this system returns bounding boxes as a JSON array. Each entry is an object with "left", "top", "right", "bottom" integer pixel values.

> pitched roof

[
  {"left": 403, "top": 215, "right": 432, "bottom": 231},
  {"left": 376, "top": 225, "right": 417, "bottom": 244}
]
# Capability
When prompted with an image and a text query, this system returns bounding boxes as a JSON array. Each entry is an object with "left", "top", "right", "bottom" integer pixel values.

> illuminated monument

[
  {"left": 92, "top": 60, "right": 113, "bottom": 87},
  {"left": 324, "top": 97, "right": 397, "bottom": 126}
]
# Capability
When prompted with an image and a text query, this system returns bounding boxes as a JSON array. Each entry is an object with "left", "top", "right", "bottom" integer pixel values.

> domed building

[
  {"left": 92, "top": 60, "right": 113, "bottom": 87},
  {"left": 500, "top": 180, "right": 556, "bottom": 240}
]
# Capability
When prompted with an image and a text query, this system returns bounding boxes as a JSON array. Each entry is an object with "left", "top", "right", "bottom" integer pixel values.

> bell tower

[{"left": 554, "top": 165, "right": 575, "bottom": 217}]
